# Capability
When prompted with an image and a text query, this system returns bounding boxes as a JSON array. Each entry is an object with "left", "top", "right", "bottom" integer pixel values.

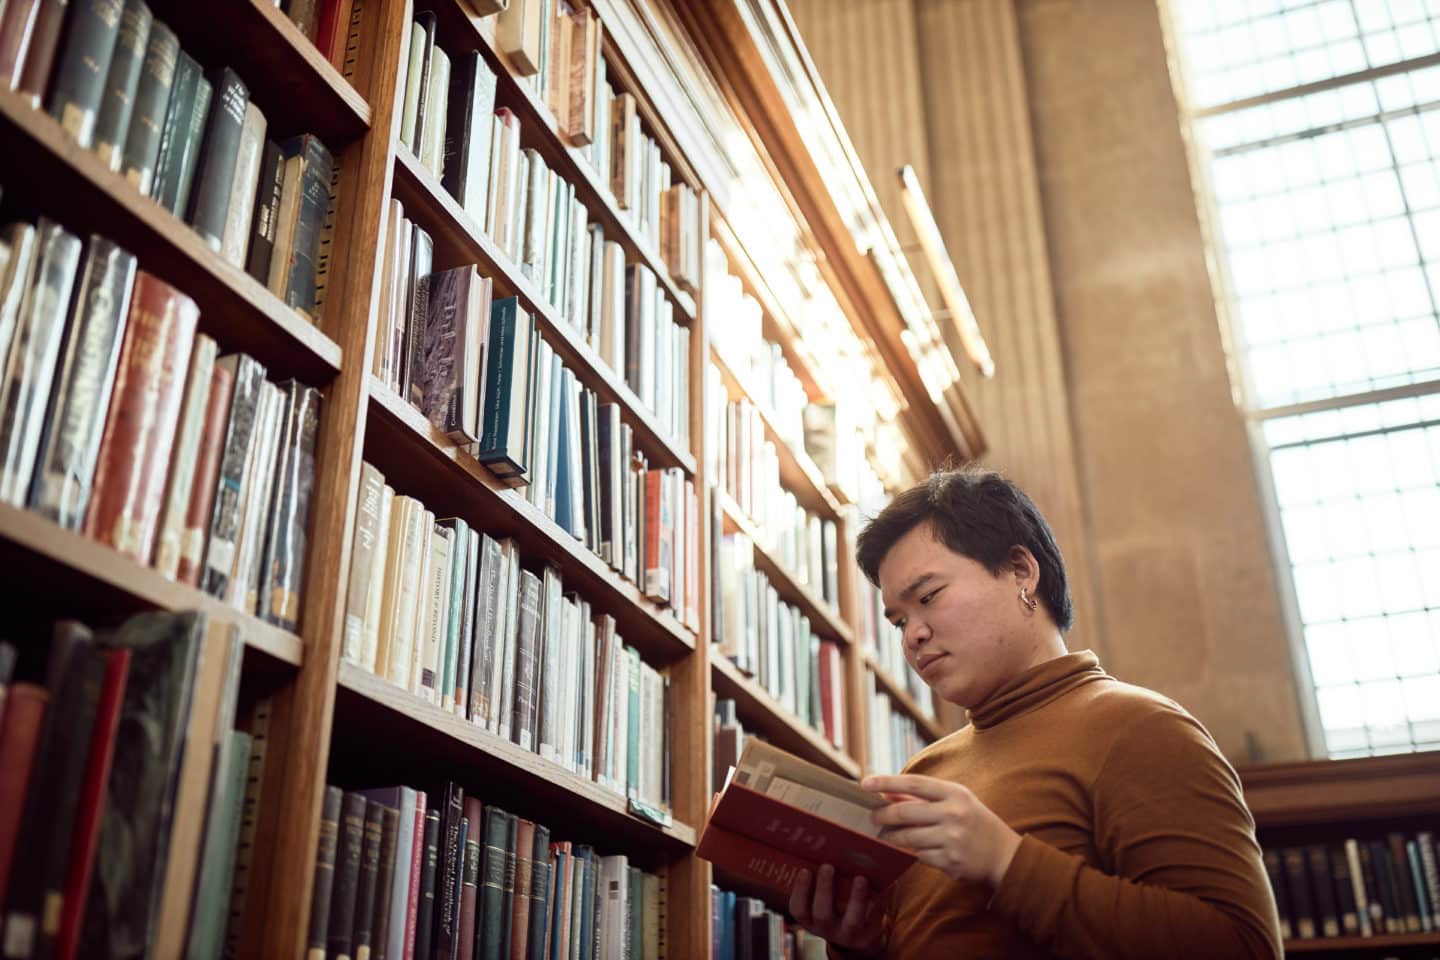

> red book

[
  {"left": 175, "top": 360, "right": 234, "bottom": 585},
  {"left": 53, "top": 648, "right": 131, "bottom": 960},
  {"left": 0, "top": 0, "right": 41, "bottom": 89},
  {"left": 16, "top": 0, "right": 65, "bottom": 105},
  {"left": 697, "top": 740, "right": 913, "bottom": 907},
  {"left": 83, "top": 272, "right": 200, "bottom": 564},
  {"left": 509, "top": 818, "right": 535, "bottom": 960},
  {"left": 404, "top": 794, "right": 425, "bottom": 960},
  {"left": 0, "top": 684, "right": 48, "bottom": 909}
]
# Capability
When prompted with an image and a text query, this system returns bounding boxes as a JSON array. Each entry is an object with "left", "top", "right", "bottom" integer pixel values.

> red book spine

[
  {"left": 642, "top": 469, "right": 666, "bottom": 603},
  {"left": 53, "top": 648, "right": 131, "bottom": 960},
  {"left": 457, "top": 796, "right": 482, "bottom": 960},
  {"left": 405, "top": 794, "right": 425, "bottom": 960},
  {"left": 315, "top": 0, "right": 342, "bottom": 60},
  {"left": 16, "top": 0, "right": 66, "bottom": 104},
  {"left": 176, "top": 361, "right": 233, "bottom": 585},
  {"left": 83, "top": 271, "right": 200, "bottom": 563},
  {"left": 0, "top": 685, "right": 49, "bottom": 909},
  {"left": 0, "top": 0, "right": 41, "bottom": 88}
]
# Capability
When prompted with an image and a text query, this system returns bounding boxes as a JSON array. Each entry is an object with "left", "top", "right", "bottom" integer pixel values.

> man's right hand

[{"left": 787, "top": 865, "right": 885, "bottom": 956}]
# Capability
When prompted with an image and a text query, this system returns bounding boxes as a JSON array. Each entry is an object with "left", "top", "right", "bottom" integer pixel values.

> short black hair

[{"left": 856, "top": 467, "right": 1075, "bottom": 630}]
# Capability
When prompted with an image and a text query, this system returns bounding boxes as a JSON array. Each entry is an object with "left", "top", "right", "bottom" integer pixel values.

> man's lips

[{"left": 916, "top": 653, "right": 947, "bottom": 676}]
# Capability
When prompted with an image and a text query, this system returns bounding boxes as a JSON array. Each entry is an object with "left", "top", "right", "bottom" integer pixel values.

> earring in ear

[{"left": 1019, "top": 587, "right": 1038, "bottom": 613}]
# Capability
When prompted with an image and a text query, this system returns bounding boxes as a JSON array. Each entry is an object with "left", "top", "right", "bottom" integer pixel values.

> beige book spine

[
  {"left": 153, "top": 333, "right": 217, "bottom": 579},
  {"left": 359, "top": 483, "right": 394, "bottom": 672}
]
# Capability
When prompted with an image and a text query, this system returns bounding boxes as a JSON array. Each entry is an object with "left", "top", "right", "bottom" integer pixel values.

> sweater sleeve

[{"left": 987, "top": 704, "right": 1283, "bottom": 960}]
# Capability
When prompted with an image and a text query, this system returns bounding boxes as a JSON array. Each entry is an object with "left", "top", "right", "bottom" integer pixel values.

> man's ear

[{"left": 1008, "top": 545, "right": 1040, "bottom": 590}]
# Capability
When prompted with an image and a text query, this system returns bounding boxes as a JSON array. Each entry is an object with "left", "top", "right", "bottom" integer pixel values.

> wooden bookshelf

[
  {"left": 711, "top": 653, "right": 860, "bottom": 779},
  {"left": 1238, "top": 753, "right": 1440, "bottom": 828},
  {"left": 716, "top": 489, "right": 852, "bottom": 645},
  {"left": 365, "top": 377, "right": 697, "bottom": 662},
  {"left": 710, "top": 342, "right": 841, "bottom": 521},
  {"left": 1283, "top": 932, "right": 1440, "bottom": 953},
  {"left": 0, "top": 91, "right": 345, "bottom": 384},
  {"left": 0, "top": 0, "right": 967, "bottom": 955},
  {"left": 334, "top": 662, "right": 697, "bottom": 855},
  {"left": 864, "top": 651, "right": 944, "bottom": 743},
  {"left": 390, "top": 146, "right": 696, "bottom": 475},
  {"left": 0, "top": 502, "right": 303, "bottom": 668}
]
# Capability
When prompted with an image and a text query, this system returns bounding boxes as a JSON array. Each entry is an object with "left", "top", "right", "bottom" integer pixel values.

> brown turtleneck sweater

[{"left": 876, "top": 651, "right": 1282, "bottom": 959}]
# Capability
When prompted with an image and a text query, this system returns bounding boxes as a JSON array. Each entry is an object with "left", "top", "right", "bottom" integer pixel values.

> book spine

[
  {"left": 181, "top": 729, "right": 251, "bottom": 960},
  {"left": 310, "top": 150, "right": 343, "bottom": 325},
  {"left": 245, "top": 140, "right": 286, "bottom": 284},
  {"left": 508, "top": 819, "right": 534, "bottom": 960},
  {"left": 284, "top": 135, "right": 336, "bottom": 319},
  {"left": 81, "top": 271, "right": 199, "bottom": 562},
  {"left": 153, "top": 334, "right": 218, "bottom": 579},
  {"left": 260, "top": 383, "right": 322, "bottom": 630},
  {"left": 188, "top": 67, "right": 250, "bottom": 252},
  {"left": 170, "top": 69, "right": 215, "bottom": 217},
  {"left": 46, "top": 0, "right": 123, "bottom": 147},
  {"left": 344, "top": 462, "right": 385, "bottom": 662},
  {"left": 308, "top": 786, "right": 344, "bottom": 960},
  {"left": 0, "top": 0, "right": 42, "bottom": 91},
  {"left": 367, "top": 804, "right": 400, "bottom": 960},
  {"left": 26, "top": 236, "right": 136, "bottom": 529},
  {"left": 0, "top": 685, "right": 49, "bottom": 912},
  {"left": 222, "top": 695, "right": 273, "bottom": 958},
  {"left": 0, "top": 222, "right": 83, "bottom": 507},
  {"left": 176, "top": 360, "right": 234, "bottom": 586},
  {"left": 328, "top": 792, "right": 368, "bottom": 960},
  {"left": 436, "top": 785, "right": 464, "bottom": 960},
  {"left": 200, "top": 354, "right": 267, "bottom": 597},
  {"left": 15, "top": 0, "right": 67, "bottom": 107},
  {"left": 414, "top": 808, "right": 441, "bottom": 960},
  {"left": 92, "top": 0, "right": 152, "bottom": 170},
  {"left": 221, "top": 104, "right": 269, "bottom": 269},
  {"left": 457, "top": 797, "right": 482, "bottom": 960},
  {"left": 231, "top": 382, "right": 285, "bottom": 613},
  {"left": 119, "top": 20, "right": 177, "bottom": 196},
  {"left": 151, "top": 50, "right": 199, "bottom": 208},
  {"left": 525, "top": 823, "right": 550, "bottom": 960}
]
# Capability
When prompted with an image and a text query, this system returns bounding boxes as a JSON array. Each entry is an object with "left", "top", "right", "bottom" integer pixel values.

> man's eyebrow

[{"left": 882, "top": 572, "right": 938, "bottom": 622}]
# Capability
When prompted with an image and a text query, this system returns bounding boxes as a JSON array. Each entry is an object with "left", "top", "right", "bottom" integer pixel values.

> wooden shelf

[
  {"left": 864, "top": 652, "right": 944, "bottom": 742},
  {"left": 0, "top": 92, "right": 344, "bottom": 385},
  {"left": 1237, "top": 753, "right": 1440, "bottom": 828},
  {"left": 710, "top": 344, "right": 841, "bottom": 520},
  {"left": 1283, "top": 932, "right": 1440, "bottom": 953},
  {"left": 421, "top": 0, "right": 697, "bottom": 323},
  {"left": 364, "top": 378, "right": 697, "bottom": 664},
  {"left": 333, "top": 662, "right": 695, "bottom": 860},
  {"left": 711, "top": 654, "right": 859, "bottom": 779},
  {"left": 0, "top": 502, "right": 303, "bottom": 669},
  {"left": 390, "top": 147, "right": 697, "bottom": 476},
  {"left": 716, "top": 491, "right": 851, "bottom": 646},
  {"left": 144, "top": 0, "right": 370, "bottom": 145}
]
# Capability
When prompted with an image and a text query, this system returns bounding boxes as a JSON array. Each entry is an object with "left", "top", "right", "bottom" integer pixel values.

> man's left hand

[{"left": 864, "top": 774, "right": 1022, "bottom": 888}]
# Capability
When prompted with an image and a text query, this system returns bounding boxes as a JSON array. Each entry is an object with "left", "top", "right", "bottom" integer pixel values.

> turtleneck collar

[{"left": 967, "top": 650, "right": 1105, "bottom": 730}]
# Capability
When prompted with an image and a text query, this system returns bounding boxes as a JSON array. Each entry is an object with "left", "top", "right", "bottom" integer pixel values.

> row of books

[
  {"left": 710, "top": 887, "right": 826, "bottom": 960},
  {"left": 308, "top": 783, "right": 667, "bottom": 960},
  {"left": 5, "top": 0, "right": 338, "bottom": 323},
  {"left": 1263, "top": 834, "right": 1440, "bottom": 941},
  {"left": 708, "top": 380, "right": 839, "bottom": 607},
  {"left": 713, "top": 531, "right": 847, "bottom": 749},
  {"left": 376, "top": 195, "right": 691, "bottom": 464},
  {"left": 866, "top": 671, "right": 928, "bottom": 778},
  {"left": 0, "top": 611, "right": 261, "bottom": 960},
  {"left": 272, "top": 0, "right": 359, "bottom": 67},
  {"left": 342, "top": 462, "right": 673, "bottom": 815},
  {"left": 0, "top": 221, "right": 321, "bottom": 629},
  {"left": 857, "top": 577, "right": 933, "bottom": 718},
  {"left": 488, "top": 0, "right": 703, "bottom": 292},
  {"left": 399, "top": 8, "right": 697, "bottom": 450}
]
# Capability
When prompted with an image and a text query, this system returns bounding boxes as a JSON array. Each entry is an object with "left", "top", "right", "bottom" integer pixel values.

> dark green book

[
  {"left": 276, "top": 133, "right": 335, "bottom": 319},
  {"left": 525, "top": 824, "right": 550, "bottom": 960},
  {"left": 187, "top": 66, "right": 249, "bottom": 252},
  {"left": 369, "top": 805, "right": 401, "bottom": 960},
  {"left": 93, "top": 0, "right": 152, "bottom": 170},
  {"left": 352, "top": 800, "right": 386, "bottom": 960},
  {"left": 120, "top": 19, "right": 178, "bottom": 196},
  {"left": 168, "top": 70, "right": 215, "bottom": 217},
  {"left": 413, "top": 807, "right": 442, "bottom": 960},
  {"left": 79, "top": 610, "right": 207, "bottom": 958},
  {"left": 151, "top": 50, "right": 201, "bottom": 210},
  {"left": 326, "top": 791, "right": 367, "bottom": 960},
  {"left": 46, "top": 0, "right": 124, "bottom": 148},
  {"left": 308, "top": 787, "right": 344, "bottom": 959},
  {"left": 183, "top": 730, "right": 252, "bottom": 960},
  {"left": 499, "top": 814, "right": 518, "bottom": 960},
  {"left": 476, "top": 297, "right": 532, "bottom": 481},
  {"left": 477, "top": 806, "right": 509, "bottom": 960}
]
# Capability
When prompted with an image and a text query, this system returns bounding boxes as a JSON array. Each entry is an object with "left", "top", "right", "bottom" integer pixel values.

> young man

[{"left": 790, "top": 467, "right": 1282, "bottom": 959}]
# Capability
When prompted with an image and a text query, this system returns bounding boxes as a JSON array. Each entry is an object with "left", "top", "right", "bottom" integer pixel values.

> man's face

[{"left": 877, "top": 523, "right": 1026, "bottom": 709}]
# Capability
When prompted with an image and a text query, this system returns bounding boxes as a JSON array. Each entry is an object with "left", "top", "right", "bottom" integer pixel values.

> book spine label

[
  {"left": 46, "top": 0, "right": 123, "bottom": 147},
  {"left": 28, "top": 237, "right": 136, "bottom": 528},
  {"left": 92, "top": 0, "right": 152, "bottom": 170},
  {"left": 245, "top": 140, "right": 286, "bottom": 284},
  {"left": 119, "top": 19, "right": 177, "bottom": 195},
  {"left": 188, "top": 67, "right": 250, "bottom": 252}
]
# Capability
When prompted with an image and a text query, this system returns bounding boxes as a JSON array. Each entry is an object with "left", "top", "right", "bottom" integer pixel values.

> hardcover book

[{"left": 696, "top": 740, "right": 914, "bottom": 905}]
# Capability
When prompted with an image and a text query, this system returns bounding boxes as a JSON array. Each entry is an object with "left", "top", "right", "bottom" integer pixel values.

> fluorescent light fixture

[{"left": 898, "top": 165, "right": 995, "bottom": 378}]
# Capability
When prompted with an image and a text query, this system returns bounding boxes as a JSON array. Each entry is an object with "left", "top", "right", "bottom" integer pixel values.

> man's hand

[
  {"left": 787, "top": 864, "right": 884, "bottom": 956},
  {"left": 865, "top": 774, "right": 1022, "bottom": 888}
]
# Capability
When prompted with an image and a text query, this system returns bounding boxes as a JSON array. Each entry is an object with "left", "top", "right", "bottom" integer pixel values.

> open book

[{"left": 697, "top": 740, "right": 915, "bottom": 904}]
